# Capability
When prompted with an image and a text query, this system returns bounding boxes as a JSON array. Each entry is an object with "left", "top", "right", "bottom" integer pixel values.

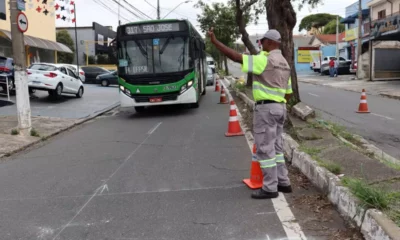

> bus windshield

[{"left": 118, "top": 36, "right": 189, "bottom": 75}]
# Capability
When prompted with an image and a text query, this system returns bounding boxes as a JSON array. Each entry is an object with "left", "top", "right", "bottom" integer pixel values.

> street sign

[
  {"left": 17, "top": 12, "right": 28, "bottom": 33},
  {"left": 17, "top": 0, "right": 25, "bottom": 11}
]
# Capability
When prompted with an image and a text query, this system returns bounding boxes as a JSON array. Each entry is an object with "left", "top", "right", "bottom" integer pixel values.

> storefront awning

[
  {"left": 340, "top": 9, "right": 370, "bottom": 24},
  {"left": 0, "top": 30, "right": 72, "bottom": 53}
]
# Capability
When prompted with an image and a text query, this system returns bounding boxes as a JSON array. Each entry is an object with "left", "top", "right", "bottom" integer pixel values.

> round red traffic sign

[{"left": 17, "top": 12, "right": 28, "bottom": 33}]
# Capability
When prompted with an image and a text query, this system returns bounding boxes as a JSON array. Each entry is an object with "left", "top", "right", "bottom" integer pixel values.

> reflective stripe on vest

[{"left": 253, "top": 81, "right": 286, "bottom": 103}]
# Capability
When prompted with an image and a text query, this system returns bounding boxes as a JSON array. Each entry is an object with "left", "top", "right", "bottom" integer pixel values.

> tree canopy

[
  {"left": 56, "top": 30, "right": 75, "bottom": 64},
  {"left": 322, "top": 19, "right": 345, "bottom": 34},
  {"left": 298, "top": 13, "right": 340, "bottom": 32}
]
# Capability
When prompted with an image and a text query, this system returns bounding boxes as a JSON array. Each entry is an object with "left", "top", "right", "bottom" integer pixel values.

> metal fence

[{"left": 0, "top": 73, "right": 11, "bottom": 101}]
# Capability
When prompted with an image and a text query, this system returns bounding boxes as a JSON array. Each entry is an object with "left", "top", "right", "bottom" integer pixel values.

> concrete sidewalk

[
  {"left": 298, "top": 74, "right": 400, "bottom": 100},
  {"left": 229, "top": 77, "right": 400, "bottom": 239}
]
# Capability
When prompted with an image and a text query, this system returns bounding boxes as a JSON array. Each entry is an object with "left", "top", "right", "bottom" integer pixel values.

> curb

[
  {"left": 228, "top": 84, "right": 400, "bottom": 240},
  {"left": 1, "top": 102, "right": 120, "bottom": 159}
]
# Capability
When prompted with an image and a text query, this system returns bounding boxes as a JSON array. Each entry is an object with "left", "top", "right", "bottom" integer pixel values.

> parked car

[
  {"left": 0, "top": 56, "right": 14, "bottom": 93},
  {"left": 320, "top": 56, "right": 351, "bottom": 75},
  {"left": 207, "top": 56, "right": 215, "bottom": 73},
  {"left": 60, "top": 64, "right": 86, "bottom": 83},
  {"left": 206, "top": 66, "right": 214, "bottom": 86},
  {"left": 27, "top": 63, "right": 84, "bottom": 98},
  {"left": 96, "top": 70, "right": 118, "bottom": 87},
  {"left": 81, "top": 66, "right": 110, "bottom": 83},
  {"left": 350, "top": 61, "right": 357, "bottom": 74}
]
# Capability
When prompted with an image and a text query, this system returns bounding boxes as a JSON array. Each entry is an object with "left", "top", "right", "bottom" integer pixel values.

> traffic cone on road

[
  {"left": 356, "top": 89, "right": 370, "bottom": 113},
  {"left": 229, "top": 100, "right": 236, "bottom": 115},
  {"left": 219, "top": 86, "right": 229, "bottom": 104},
  {"left": 243, "top": 144, "right": 263, "bottom": 189},
  {"left": 225, "top": 102, "right": 244, "bottom": 137},
  {"left": 215, "top": 80, "right": 220, "bottom": 92}
]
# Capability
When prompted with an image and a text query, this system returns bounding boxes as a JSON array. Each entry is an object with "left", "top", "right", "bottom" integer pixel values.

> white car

[
  {"left": 60, "top": 64, "right": 86, "bottom": 83},
  {"left": 27, "top": 63, "right": 84, "bottom": 98},
  {"left": 206, "top": 56, "right": 215, "bottom": 73}
]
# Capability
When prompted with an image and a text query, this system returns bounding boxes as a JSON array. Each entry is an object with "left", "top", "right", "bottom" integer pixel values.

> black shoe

[
  {"left": 251, "top": 189, "right": 279, "bottom": 199},
  {"left": 278, "top": 185, "right": 293, "bottom": 193}
]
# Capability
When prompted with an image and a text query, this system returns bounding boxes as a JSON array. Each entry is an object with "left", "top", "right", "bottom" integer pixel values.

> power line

[
  {"left": 122, "top": 0, "right": 153, "bottom": 19},
  {"left": 109, "top": 0, "right": 146, "bottom": 20},
  {"left": 143, "top": 0, "right": 157, "bottom": 9},
  {"left": 92, "top": 0, "right": 131, "bottom": 22}
]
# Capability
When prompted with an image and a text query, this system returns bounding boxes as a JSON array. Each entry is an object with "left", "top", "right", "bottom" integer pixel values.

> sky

[{"left": 55, "top": 0, "right": 358, "bottom": 37}]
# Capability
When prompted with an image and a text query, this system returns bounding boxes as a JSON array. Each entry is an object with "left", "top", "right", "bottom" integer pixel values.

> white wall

[{"left": 370, "top": 0, "right": 400, "bottom": 20}]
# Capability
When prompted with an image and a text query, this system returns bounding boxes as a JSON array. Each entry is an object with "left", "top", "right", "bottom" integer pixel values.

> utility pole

[
  {"left": 10, "top": 0, "right": 31, "bottom": 134},
  {"left": 157, "top": 0, "right": 160, "bottom": 19},
  {"left": 335, "top": 15, "right": 339, "bottom": 59},
  {"left": 73, "top": 3, "right": 79, "bottom": 72},
  {"left": 356, "top": 0, "right": 362, "bottom": 79}
]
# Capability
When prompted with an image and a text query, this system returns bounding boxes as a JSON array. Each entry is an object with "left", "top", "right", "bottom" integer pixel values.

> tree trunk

[
  {"left": 235, "top": 0, "right": 258, "bottom": 87},
  {"left": 266, "top": 0, "right": 300, "bottom": 104},
  {"left": 224, "top": 55, "right": 229, "bottom": 75}
]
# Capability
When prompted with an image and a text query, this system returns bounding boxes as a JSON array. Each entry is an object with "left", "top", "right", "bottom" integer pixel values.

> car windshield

[
  {"left": 118, "top": 36, "right": 189, "bottom": 75},
  {"left": 0, "top": 58, "right": 6, "bottom": 66},
  {"left": 207, "top": 61, "right": 214, "bottom": 65},
  {"left": 29, "top": 64, "right": 57, "bottom": 71}
]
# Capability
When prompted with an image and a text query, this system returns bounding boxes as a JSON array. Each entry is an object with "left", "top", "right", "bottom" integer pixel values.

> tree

[
  {"left": 196, "top": 0, "right": 243, "bottom": 75},
  {"left": 298, "top": 13, "right": 338, "bottom": 33},
  {"left": 56, "top": 30, "right": 75, "bottom": 64},
  {"left": 234, "top": 0, "right": 259, "bottom": 86},
  {"left": 322, "top": 19, "right": 345, "bottom": 34},
  {"left": 265, "top": 0, "right": 324, "bottom": 104}
]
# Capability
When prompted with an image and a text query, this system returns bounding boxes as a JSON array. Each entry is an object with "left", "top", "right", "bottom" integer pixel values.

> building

[
  {"left": 57, "top": 22, "right": 116, "bottom": 66},
  {"left": 340, "top": 0, "right": 371, "bottom": 66},
  {"left": 367, "top": 0, "right": 400, "bottom": 80},
  {"left": 0, "top": 0, "right": 72, "bottom": 65}
]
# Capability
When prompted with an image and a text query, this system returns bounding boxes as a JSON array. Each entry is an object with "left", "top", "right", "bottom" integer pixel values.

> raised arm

[{"left": 208, "top": 28, "right": 243, "bottom": 64}]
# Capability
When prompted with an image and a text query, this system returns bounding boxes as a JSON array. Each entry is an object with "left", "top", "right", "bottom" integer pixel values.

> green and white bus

[{"left": 114, "top": 19, "right": 207, "bottom": 112}]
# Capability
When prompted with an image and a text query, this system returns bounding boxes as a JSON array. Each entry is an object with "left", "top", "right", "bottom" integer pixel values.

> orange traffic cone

[
  {"left": 229, "top": 100, "right": 236, "bottom": 116},
  {"left": 215, "top": 80, "right": 220, "bottom": 92},
  {"left": 219, "top": 86, "right": 229, "bottom": 104},
  {"left": 225, "top": 102, "right": 244, "bottom": 137},
  {"left": 356, "top": 89, "right": 370, "bottom": 113},
  {"left": 243, "top": 144, "right": 263, "bottom": 189}
]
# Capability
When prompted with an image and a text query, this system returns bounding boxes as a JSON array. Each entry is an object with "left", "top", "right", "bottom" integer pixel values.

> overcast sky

[{"left": 55, "top": 0, "right": 358, "bottom": 36}]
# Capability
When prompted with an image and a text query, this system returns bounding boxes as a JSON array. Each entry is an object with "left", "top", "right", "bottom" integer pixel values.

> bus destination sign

[{"left": 125, "top": 23, "right": 182, "bottom": 35}]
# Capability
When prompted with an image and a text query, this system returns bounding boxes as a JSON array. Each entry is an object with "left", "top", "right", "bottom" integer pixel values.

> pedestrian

[
  {"left": 334, "top": 58, "right": 339, "bottom": 77},
  {"left": 208, "top": 28, "right": 292, "bottom": 199},
  {"left": 329, "top": 58, "right": 335, "bottom": 77}
]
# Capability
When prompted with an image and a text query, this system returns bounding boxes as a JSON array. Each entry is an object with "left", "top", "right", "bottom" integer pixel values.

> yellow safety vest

[{"left": 242, "top": 50, "right": 292, "bottom": 103}]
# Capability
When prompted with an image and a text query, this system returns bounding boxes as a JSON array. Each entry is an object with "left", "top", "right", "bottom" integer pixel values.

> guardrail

[{"left": 0, "top": 73, "right": 10, "bottom": 101}]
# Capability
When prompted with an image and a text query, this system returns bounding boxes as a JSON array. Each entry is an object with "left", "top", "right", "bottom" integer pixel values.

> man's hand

[{"left": 208, "top": 27, "right": 216, "bottom": 43}]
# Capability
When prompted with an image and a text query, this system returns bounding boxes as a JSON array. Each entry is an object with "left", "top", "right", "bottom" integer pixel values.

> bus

[{"left": 113, "top": 19, "right": 207, "bottom": 112}]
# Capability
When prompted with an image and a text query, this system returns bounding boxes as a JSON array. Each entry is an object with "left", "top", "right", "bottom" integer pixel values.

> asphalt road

[
  {"left": 228, "top": 61, "right": 400, "bottom": 159},
  {"left": 0, "top": 87, "right": 291, "bottom": 240},
  {"left": 0, "top": 84, "right": 119, "bottom": 119}
]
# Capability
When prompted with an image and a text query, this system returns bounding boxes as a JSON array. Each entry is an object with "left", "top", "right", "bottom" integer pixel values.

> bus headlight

[
  {"left": 120, "top": 85, "right": 125, "bottom": 91},
  {"left": 180, "top": 80, "right": 194, "bottom": 94}
]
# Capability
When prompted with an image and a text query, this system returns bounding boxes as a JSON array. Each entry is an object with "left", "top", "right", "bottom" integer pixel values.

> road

[
  {"left": 0, "top": 84, "right": 119, "bottom": 119},
  {"left": 0, "top": 87, "right": 294, "bottom": 240},
  {"left": 228, "top": 62, "right": 400, "bottom": 159}
]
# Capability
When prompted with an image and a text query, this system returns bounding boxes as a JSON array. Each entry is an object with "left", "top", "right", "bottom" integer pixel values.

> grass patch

[
  {"left": 233, "top": 81, "right": 246, "bottom": 92},
  {"left": 342, "top": 177, "right": 398, "bottom": 211},
  {"left": 320, "top": 161, "right": 342, "bottom": 175},
  {"left": 217, "top": 69, "right": 226, "bottom": 77},
  {"left": 30, "top": 128, "right": 40, "bottom": 137},
  {"left": 299, "top": 145, "right": 322, "bottom": 158},
  {"left": 10, "top": 129, "right": 19, "bottom": 135}
]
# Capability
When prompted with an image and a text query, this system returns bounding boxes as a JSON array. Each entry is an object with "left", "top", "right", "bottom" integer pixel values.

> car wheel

[
  {"left": 101, "top": 79, "right": 109, "bottom": 87},
  {"left": 54, "top": 83, "right": 63, "bottom": 97},
  {"left": 201, "top": 86, "right": 206, "bottom": 96},
  {"left": 134, "top": 106, "right": 145, "bottom": 113},
  {"left": 29, "top": 88, "right": 36, "bottom": 94},
  {"left": 76, "top": 87, "right": 84, "bottom": 98}
]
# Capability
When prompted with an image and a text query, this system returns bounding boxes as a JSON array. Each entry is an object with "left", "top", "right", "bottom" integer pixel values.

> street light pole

[
  {"left": 9, "top": 0, "right": 31, "bottom": 134},
  {"left": 356, "top": 0, "right": 362, "bottom": 79},
  {"left": 162, "top": 0, "right": 191, "bottom": 19},
  {"left": 157, "top": 0, "right": 160, "bottom": 20},
  {"left": 74, "top": 3, "right": 79, "bottom": 72}
]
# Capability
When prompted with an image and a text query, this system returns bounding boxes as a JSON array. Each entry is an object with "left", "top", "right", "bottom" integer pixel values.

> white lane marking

[
  {"left": 147, "top": 122, "right": 162, "bottom": 135},
  {"left": 371, "top": 113, "right": 394, "bottom": 120},
  {"left": 307, "top": 92, "right": 319, "bottom": 97},
  {"left": 219, "top": 79, "right": 307, "bottom": 240},
  {"left": 52, "top": 123, "right": 159, "bottom": 240}
]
